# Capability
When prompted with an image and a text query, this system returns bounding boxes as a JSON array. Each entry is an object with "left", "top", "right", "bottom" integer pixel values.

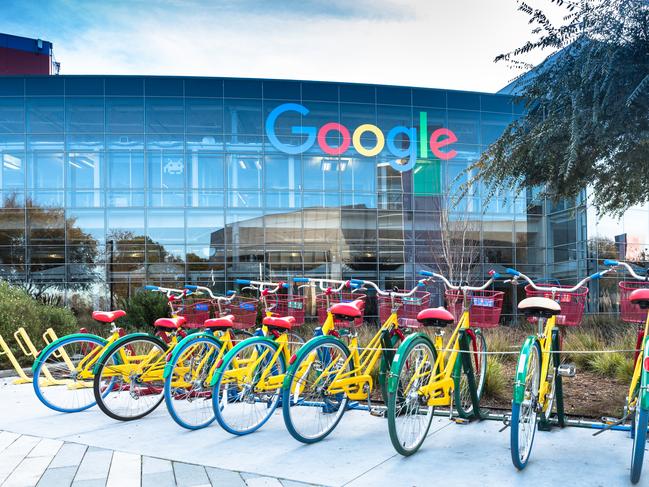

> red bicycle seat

[
  {"left": 92, "top": 310, "right": 126, "bottom": 323},
  {"left": 204, "top": 315, "right": 235, "bottom": 329},
  {"left": 262, "top": 316, "right": 295, "bottom": 330},
  {"left": 154, "top": 317, "right": 186, "bottom": 329},
  {"left": 330, "top": 299, "right": 364, "bottom": 319},
  {"left": 416, "top": 307, "right": 455, "bottom": 327}
]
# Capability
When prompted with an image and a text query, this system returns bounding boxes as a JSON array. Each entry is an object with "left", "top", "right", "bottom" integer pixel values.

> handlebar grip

[
  {"left": 589, "top": 271, "right": 606, "bottom": 280},
  {"left": 144, "top": 285, "right": 159, "bottom": 291},
  {"left": 226, "top": 290, "right": 236, "bottom": 296},
  {"left": 604, "top": 259, "right": 619, "bottom": 266},
  {"left": 236, "top": 279, "right": 251, "bottom": 285},
  {"left": 350, "top": 279, "right": 364, "bottom": 285},
  {"left": 418, "top": 270, "right": 434, "bottom": 277},
  {"left": 491, "top": 272, "right": 505, "bottom": 280},
  {"left": 281, "top": 283, "right": 290, "bottom": 289},
  {"left": 505, "top": 268, "right": 520, "bottom": 276},
  {"left": 417, "top": 281, "right": 426, "bottom": 287},
  {"left": 293, "top": 277, "right": 309, "bottom": 283},
  {"left": 184, "top": 285, "right": 198, "bottom": 291}
]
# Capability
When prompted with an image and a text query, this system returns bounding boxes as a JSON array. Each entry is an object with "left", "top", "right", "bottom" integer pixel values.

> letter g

[{"left": 266, "top": 103, "right": 316, "bottom": 155}]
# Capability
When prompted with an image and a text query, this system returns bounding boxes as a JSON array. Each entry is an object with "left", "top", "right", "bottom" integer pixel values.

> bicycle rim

[
  {"left": 95, "top": 336, "right": 166, "bottom": 421},
  {"left": 388, "top": 338, "right": 436, "bottom": 455},
  {"left": 512, "top": 342, "right": 541, "bottom": 469},
  {"left": 34, "top": 336, "right": 106, "bottom": 413},
  {"left": 165, "top": 337, "right": 221, "bottom": 429},
  {"left": 455, "top": 330, "right": 487, "bottom": 417},
  {"left": 213, "top": 340, "right": 285, "bottom": 435}
]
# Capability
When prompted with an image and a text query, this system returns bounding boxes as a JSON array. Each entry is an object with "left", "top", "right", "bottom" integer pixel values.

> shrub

[
  {"left": 119, "top": 290, "right": 170, "bottom": 330},
  {"left": 483, "top": 356, "right": 508, "bottom": 400},
  {"left": 0, "top": 281, "right": 77, "bottom": 369}
]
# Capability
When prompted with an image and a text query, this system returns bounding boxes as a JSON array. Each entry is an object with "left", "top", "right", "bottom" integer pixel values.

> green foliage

[
  {"left": 0, "top": 281, "right": 77, "bottom": 369},
  {"left": 119, "top": 290, "right": 170, "bottom": 330},
  {"left": 483, "top": 356, "right": 508, "bottom": 400},
  {"left": 469, "top": 0, "right": 649, "bottom": 216}
]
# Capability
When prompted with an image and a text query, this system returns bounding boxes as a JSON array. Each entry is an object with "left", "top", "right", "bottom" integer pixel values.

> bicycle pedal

[
  {"left": 499, "top": 415, "right": 511, "bottom": 432},
  {"left": 370, "top": 407, "right": 386, "bottom": 418},
  {"left": 557, "top": 363, "right": 576, "bottom": 377},
  {"left": 453, "top": 417, "right": 470, "bottom": 425},
  {"left": 602, "top": 416, "right": 619, "bottom": 425}
]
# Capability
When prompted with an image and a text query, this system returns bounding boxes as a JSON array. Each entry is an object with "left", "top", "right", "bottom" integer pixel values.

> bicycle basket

[
  {"left": 619, "top": 281, "right": 649, "bottom": 324},
  {"left": 378, "top": 290, "right": 431, "bottom": 329},
  {"left": 316, "top": 291, "right": 367, "bottom": 328},
  {"left": 445, "top": 289, "right": 504, "bottom": 328},
  {"left": 270, "top": 293, "right": 306, "bottom": 326},
  {"left": 170, "top": 296, "right": 212, "bottom": 329},
  {"left": 223, "top": 296, "right": 259, "bottom": 329},
  {"left": 524, "top": 284, "right": 588, "bottom": 326}
]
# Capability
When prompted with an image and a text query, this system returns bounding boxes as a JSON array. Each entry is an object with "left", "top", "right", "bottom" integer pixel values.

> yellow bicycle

[{"left": 386, "top": 270, "right": 504, "bottom": 455}]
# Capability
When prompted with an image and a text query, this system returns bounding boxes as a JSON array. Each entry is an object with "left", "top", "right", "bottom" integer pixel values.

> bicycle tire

[{"left": 453, "top": 329, "right": 487, "bottom": 418}]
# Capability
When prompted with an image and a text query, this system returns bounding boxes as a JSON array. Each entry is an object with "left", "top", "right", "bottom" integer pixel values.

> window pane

[
  {"left": 1, "top": 152, "right": 25, "bottom": 189},
  {"left": 67, "top": 153, "right": 103, "bottom": 190},
  {"left": 187, "top": 153, "right": 223, "bottom": 189},
  {"left": 106, "top": 98, "right": 144, "bottom": 133},
  {"left": 264, "top": 154, "right": 301, "bottom": 190},
  {"left": 148, "top": 152, "right": 185, "bottom": 189},
  {"left": 146, "top": 98, "right": 184, "bottom": 133},
  {"left": 303, "top": 156, "right": 339, "bottom": 191},
  {"left": 186, "top": 98, "right": 223, "bottom": 134},
  {"left": 0, "top": 98, "right": 24, "bottom": 134},
  {"left": 224, "top": 99, "right": 262, "bottom": 135},
  {"left": 28, "top": 152, "right": 64, "bottom": 189},
  {"left": 107, "top": 151, "right": 144, "bottom": 189},
  {"left": 66, "top": 209, "right": 105, "bottom": 244},
  {"left": 186, "top": 210, "right": 224, "bottom": 244},
  {"left": 227, "top": 154, "right": 261, "bottom": 190},
  {"left": 66, "top": 98, "right": 104, "bottom": 133},
  {"left": 26, "top": 98, "right": 64, "bottom": 133},
  {"left": 148, "top": 209, "right": 185, "bottom": 244}
]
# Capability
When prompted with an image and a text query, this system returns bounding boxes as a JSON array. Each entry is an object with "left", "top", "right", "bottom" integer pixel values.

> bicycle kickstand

[
  {"left": 499, "top": 415, "right": 511, "bottom": 432},
  {"left": 593, "top": 412, "right": 630, "bottom": 436}
]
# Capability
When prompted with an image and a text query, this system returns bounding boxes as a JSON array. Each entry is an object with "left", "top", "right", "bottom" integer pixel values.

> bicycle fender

[
  {"left": 388, "top": 332, "right": 435, "bottom": 394},
  {"left": 281, "top": 335, "right": 349, "bottom": 390},
  {"left": 209, "top": 336, "right": 277, "bottom": 387},
  {"left": 641, "top": 339, "right": 649, "bottom": 410},
  {"left": 162, "top": 332, "right": 222, "bottom": 379},
  {"left": 32, "top": 333, "right": 106, "bottom": 372},
  {"left": 513, "top": 335, "right": 538, "bottom": 404},
  {"left": 91, "top": 333, "right": 165, "bottom": 375}
]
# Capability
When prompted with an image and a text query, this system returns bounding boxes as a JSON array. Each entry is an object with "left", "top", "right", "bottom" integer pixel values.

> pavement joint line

[
  {"left": 339, "top": 420, "right": 454, "bottom": 487},
  {"left": 2, "top": 434, "right": 42, "bottom": 484}
]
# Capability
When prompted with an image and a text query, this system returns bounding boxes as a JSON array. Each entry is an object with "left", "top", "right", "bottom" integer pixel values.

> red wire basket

[
  {"left": 445, "top": 289, "right": 504, "bottom": 328},
  {"left": 524, "top": 284, "right": 588, "bottom": 326},
  {"left": 222, "top": 296, "right": 259, "bottom": 329},
  {"left": 316, "top": 291, "right": 367, "bottom": 328},
  {"left": 378, "top": 290, "right": 431, "bottom": 329},
  {"left": 269, "top": 293, "right": 306, "bottom": 326},
  {"left": 619, "top": 281, "right": 649, "bottom": 324},
  {"left": 170, "top": 297, "right": 212, "bottom": 329}
]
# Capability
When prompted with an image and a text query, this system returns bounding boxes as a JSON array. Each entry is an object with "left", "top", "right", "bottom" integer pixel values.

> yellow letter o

[{"left": 352, "top": 124, "right": 385, "bottom": 157}]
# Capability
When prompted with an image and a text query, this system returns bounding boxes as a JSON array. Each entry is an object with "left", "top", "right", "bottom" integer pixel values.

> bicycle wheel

[
  {"left": 33, "top": 335, "right": 107, "bottom": 413},
  {"left": 387, "top": 335, "right": 437, "bottom": 456},
  {"left": 287, "top": 332, "right": 305, "bottom": 355},
  {"left": 511, "top": 339, "right": 541, "bottom": 470},
  {"left": 454, "top": 329, "right": 487, "bottom": 418},
  {"left": 282, "top": 336, "right": 351, "bottom": 444},
  {"left": 212, "top": 338, "right": 285, "bottom": 435},
  {"left": 93, "top": 335, "right": 167, "bottom": 421},
  {"left": 631, "top": 405, "right": 648, "bottom": 484},
  {"left": 164, "top": 335, "right": 222, "bottom": 429}
]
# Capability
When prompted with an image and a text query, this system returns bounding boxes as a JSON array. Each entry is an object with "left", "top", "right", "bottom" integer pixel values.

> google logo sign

[{"left": 266, "top": 103, "right": 458, "bottom": 172}]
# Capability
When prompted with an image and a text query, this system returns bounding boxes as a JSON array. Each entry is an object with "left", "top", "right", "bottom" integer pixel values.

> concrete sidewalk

[{"left": 0, "top": 377, "right": 646, "bottom": 486}]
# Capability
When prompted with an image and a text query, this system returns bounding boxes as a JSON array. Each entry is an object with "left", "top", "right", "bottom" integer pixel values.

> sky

[{"left": 0, "top": 0, "right": 556, "bottom": 93}]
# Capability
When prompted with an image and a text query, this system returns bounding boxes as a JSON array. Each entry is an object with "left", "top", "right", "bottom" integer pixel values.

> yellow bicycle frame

[
  {"left": 627, "top": 313, "right": 649, "bottom": 409},
  {"left": 534, "top": 315, "right": 558, "bottom": 413}
]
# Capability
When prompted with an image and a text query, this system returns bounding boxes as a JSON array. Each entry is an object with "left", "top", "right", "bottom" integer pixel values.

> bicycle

[
  {"left": 163, "top": 285, "right": 255, "bottom": 430},
  {"left": 599, "top": 259, "right": 649, "bottom": 484},
  {"left": 90, "top": 285, "right": 195, "bottom": 421},
  {"left": 31, "top": 310, "right": 130, "bottom": 413},
  {"left": 505, "top": 267, "right": 608, "bottom": 470},
  {"left": 386, "top": 270, "right": 505, "bottom": 455},
  {"left": 210, "top": 277, "right": 353, "bottom": 435},
  {"left": 281, "top": 278, "right": 433, "bottom": 444}
]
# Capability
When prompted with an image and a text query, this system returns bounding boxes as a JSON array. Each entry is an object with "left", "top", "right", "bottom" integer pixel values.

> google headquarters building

[{"left": 0, "top": 32, "right": 643, "bottom": 319}]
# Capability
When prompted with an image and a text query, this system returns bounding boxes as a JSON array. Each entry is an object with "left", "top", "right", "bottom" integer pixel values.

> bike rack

[
  {"left": 0, "top": 327, "right": 62, "bottom": 386},
  {"left": 0, "top": 334, "right": 32, "bottom": 384}
]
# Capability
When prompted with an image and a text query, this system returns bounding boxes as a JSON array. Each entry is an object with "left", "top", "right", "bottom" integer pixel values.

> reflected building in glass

[{"left": 0, "top": 75, "right": 578, "bottom": 316}]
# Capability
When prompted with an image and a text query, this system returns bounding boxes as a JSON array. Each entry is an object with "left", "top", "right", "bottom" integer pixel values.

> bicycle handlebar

[
  {"left": 349, "top": 278, "right": 424, "bottom": 297},
  {"left": 183, "top": 285, "right": 236, "bottom": 303},
  {"left": 504, "top": 267, "right": 610, "bottom": 292},
  {"left": 417, "top": 270, "right": 503, "bottom": 292},
  {"left": 604, "top": 260, "right": 648, "bottom": 281},
  {"left": 235, "top": 279, "right": 288, "bottom": 294},
  {"left": 144, "top": 285, "right": 188, "bottom": 297}
]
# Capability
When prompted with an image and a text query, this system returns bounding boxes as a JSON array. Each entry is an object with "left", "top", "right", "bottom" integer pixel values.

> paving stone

[
  {"left": 245, "top": 477, "right": 284, "bottom": 487},
  {"left": 0, "top": 434, "right": 41, "bottom": 483},
  {"left": 72, "top": 447, "right": 113, "bottom": 484},
  {"left": 0, "top": 431, "right": 20, "bottom": 453},
  {"left": 50, "top": 443, "right": 88, "bottom": 468},
  {"left": 142, "top": 457, "right": 175, "bottom": 487},
  {"left": 280, "top": 481, "right": 324, "bottom": 487},
  {"left": 106, "top": 451, "right": 141, "bottom": 487},
  {"left": 205, "top": 466, "right": 246, "bottom": 487},
  {"left": 37, "top": 465, "right": 79, "bottom": 487},
  {"left": 173, "top": 461, "right": 210, "bottom": 487}
]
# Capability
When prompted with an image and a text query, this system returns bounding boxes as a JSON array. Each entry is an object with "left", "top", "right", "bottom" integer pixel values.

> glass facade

[{"left": 0, "top": 75, "right": 561, "bottom": 316}]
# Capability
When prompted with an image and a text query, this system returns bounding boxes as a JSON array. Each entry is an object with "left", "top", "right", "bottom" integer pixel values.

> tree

[{"left": 468, "top": 0, "right": 649, "bottom": 216}]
